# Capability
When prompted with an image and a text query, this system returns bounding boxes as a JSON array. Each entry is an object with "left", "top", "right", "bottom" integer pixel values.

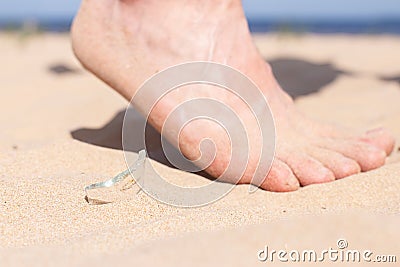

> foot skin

[{"left": 72, "top": 0, "right": 395, "bottom": 192}]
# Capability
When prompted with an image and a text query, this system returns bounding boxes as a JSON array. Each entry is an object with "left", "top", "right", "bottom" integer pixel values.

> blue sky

[{"left": 0, "top": 0, "right": 399, "bottom": 21}]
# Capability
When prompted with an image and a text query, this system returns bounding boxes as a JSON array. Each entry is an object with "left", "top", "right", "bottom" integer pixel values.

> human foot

[{"left": 71, "top": 0, "right": 395, "bottom": 192}]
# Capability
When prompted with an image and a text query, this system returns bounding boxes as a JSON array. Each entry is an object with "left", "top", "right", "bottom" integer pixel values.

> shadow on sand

[
  {"left": 380, "top": 74, "right": 400, "bottom": 86},
  {"left": 48, "top": 63, "right": 81, "bottom": 75},
  {"left": 268, "top": 57, "right": 349, "bottom": 98}
]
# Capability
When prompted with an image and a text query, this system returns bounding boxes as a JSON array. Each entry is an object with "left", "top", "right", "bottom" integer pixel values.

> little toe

[
  {"left": 319, "top": 140, "right": 387, "bottom": 172},
  {"left": 260, "top": 159, "right": 300, "bottom": 192},
  {"left": 279, "top": 152, "right": 335, "bottom": 186},
  {"left": 360, "top": 128, "right": 396, "bottom": 155},
  {"left": 306, "top": 147, "right": 361, "bottom": 179}
]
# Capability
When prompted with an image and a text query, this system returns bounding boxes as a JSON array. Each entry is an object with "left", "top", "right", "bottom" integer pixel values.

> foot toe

[
  {"left": 280, "top": 151, "right": 335, "bottom": 186},
  {"left": 306, "top": 147, "right": 361, "bottom": 179},
  {"left": 260, "top": 159, "right": 300, "bottom": 192},
  {"left": 360, "top": 128, "right": 396, "bottom": 155},
  {"left": 320, "top": 140, "right": 387, "bottom": 172}
]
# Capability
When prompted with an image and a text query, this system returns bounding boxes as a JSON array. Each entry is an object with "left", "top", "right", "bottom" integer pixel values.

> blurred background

[{"left": 0, "top": 0, "right": 400, "bottom": 33}]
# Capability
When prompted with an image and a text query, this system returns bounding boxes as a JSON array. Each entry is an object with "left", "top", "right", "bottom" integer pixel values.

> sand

[{"left": 1, "top": 32, "right": 400, "bottom": 266}]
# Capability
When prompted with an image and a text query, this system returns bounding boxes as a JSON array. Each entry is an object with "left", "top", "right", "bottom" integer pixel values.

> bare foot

[{"left": 71, "top": 0, "right": 395, "bottom": 192}]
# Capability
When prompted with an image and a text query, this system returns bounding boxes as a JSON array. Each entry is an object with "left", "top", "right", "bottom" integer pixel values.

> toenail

[
  {"left": 366, "top": 127, "right": 385, "bottom": 135},
  {"left": 288, "top": 175, "right": 300, "bottom": 187}
]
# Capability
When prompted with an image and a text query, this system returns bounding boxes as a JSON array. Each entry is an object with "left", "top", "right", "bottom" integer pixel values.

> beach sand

[{"left": 1, "top": 32, "right": 399, "bottom": 266}]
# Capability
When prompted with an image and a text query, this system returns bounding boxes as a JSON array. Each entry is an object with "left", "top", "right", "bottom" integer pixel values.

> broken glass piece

[{"left": 84, "top": 150, "right": 146, "bottom": 204}]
